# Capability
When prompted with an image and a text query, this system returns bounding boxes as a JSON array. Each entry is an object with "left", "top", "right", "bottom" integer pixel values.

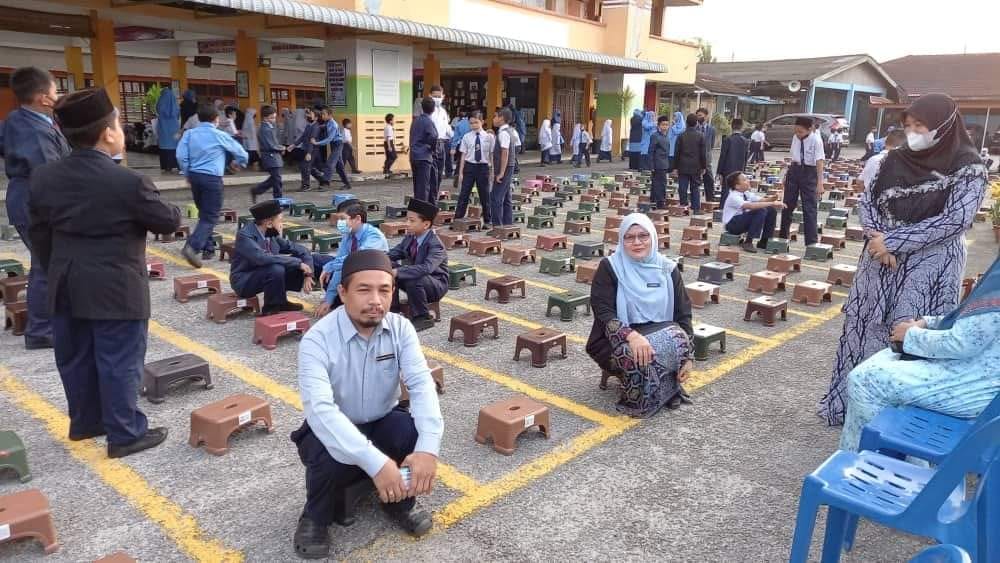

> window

[
  {"left": 506, "top": 0, "right": 600, "bottom": 22},
  {"left": 649, "top": 0, "right": 665, "bottom": 37},
  {"left": 771, "top": 116, "right": 796, "bottom": 126}
]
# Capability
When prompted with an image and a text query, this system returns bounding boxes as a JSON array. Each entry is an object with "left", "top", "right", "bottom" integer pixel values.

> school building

[{"left": 0, "top": 0, "right": 702, "bottom": 172}]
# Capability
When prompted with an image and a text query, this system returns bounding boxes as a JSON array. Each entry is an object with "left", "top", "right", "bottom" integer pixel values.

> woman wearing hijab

[
  {"left": 820, "top": 93, "right": 989, "bottom": 426},
  {"left": 639, "top": 110, "right": 656, "bottom": 171},
  {"left": 538, "top": 118, "right": 552, "bottom": 166},
  {"left": 242, "top": 107, "right": 259, "bottom": 169},
  {"left": 628, "top": 109, "right": 643, "bottom": 170},
  {"left": 570, "top": 124, "right": 582, "bottom": 166},
  {"left": 154, "top": 87, "right": 180, "bottom": 173},
  {"left": 598, "top": 119, "right": 613, "bottom": 162},
  {"left": 549, "top": 114, "right": 563, "bottom": 164},
  {"left": 586, "top": 213, "right": 695, "bottom": 417},
  {"left": 667, "top": 111, "right": 685, "bottom": 169},
  {"left": 180, "top": 89, "right": 198, "bottom": 126},
  {"left": 839, "top": 255, "right": 1000, "bottom": 451}
]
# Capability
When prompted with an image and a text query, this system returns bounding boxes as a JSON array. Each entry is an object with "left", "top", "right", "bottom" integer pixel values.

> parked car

[{"left": 761, "top": 113, "right": 850, "bottom": 148}]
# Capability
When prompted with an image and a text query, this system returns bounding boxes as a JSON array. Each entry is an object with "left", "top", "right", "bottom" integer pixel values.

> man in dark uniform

[
  {"left": 0, "top": 66, "right": 71, "bottom": 349},
  {"left": 387, "top": 199, "right": 448, "bottom": 332},
  {"left": 409, "top": 97, "right": 439, "bottom": 203},
  {"left": 28, "top": 88, "right": 181, "bottom": 457},
  {"left": 717, "top": 118, "right": 750, "bottom": 204}
]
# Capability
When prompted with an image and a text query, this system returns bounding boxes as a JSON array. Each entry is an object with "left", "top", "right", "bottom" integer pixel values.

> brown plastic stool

[
  {"left": 475, "top": 397, "right": 550, "bottom": 455},
  {"left": 685, "top": 282, "right": 720, "bottom": 308},
  {"left": 845, "top": 227, "right": 865, "bottom": 242},
  {"left": 189, "top": 394, "right": 273, "bottom": 455},
  {"left": 219, "top": 242, "right": 236, "bottom": 262},
  {"left": 792, "top": 280, "right": 833, "bottom": 306},
  {"left": 450, "top": 217, "right": 482, "bottom": 232},
  {"left": 680, "top": 240, "right": 711, "bottom": 258},
  {"left": 827, "top": 264, "right": 857, "bottom": 287},
  {"left": 600, "top": 368, "right": 625, "bottom": 390},
  {"left": 485, "top": 276, "right": 526, "bottom": 304},
  {"left": 744, "top": 296, "right": 788, "bottom": 327},
  {"left": 682, "top": 226, "right": 708, "bottom": 241},
  {"left": 604, "top": 216, "right": 623, "bottom": 230},
  {"left": 206, "top": 292, "right": 261, "bottom": 323},
  {"left": 94, "top": 551, "right": 136, "bottom": 563},
  {"left": 146, "top": 260, "right": 166, "bottom": 279},
  {"left": 766, "top": 253, "right": 802, "bottom": 273},
  {"left": 399, "top": 359, "right": 446, "bottom": 404},
  {"left": 433, "top": 211, "right": 455, "bottom": 225},
  {"left": 489, "top": 225, "right": 521, "bottom": 240},
  {"left": 748, "top": 270, "right": 788, "bottom": 295},
  {"left": 0, "top": 275, "right": 27, "bottom": 305},
  {"left": 563, "top": 220, "right": 591, "bottom": 234},
  {"left": 5, "top": 302, "right": 27, "bottom": 336},
  {"left": 253, "top": 312, "right": 311, "bottom": 350},
  {"left": 513, "top": 328, "right": 567, "bottom": 368},
  {"left": 668, "top": 205, "right": 689, "bottom": 217},
  {"left": 602, "top": 228, "right": 619, "bottom": 245},
  {"left": 535, "top": 234, "right": 569, "bottom": 251},
  {"left": 0, "top": 488, "right": 58, "bottom": 554},
  {"left": 468, "top": 237, "right": 502, "bottom": 257},
  {"left": 575, "top": 259, "right": 600, "bottom": 284},
  {"left": 437, "top": 231, "right": 468, "bottom": 248},
  {"left": 448, "top": 311, "right": 499, "bottom": 347},
  {"left": 141, "top": 353, "right": 213, "bottom": 404},
  {"left": 716, "top": 247, "right": 740, "bottom": 265},
  {"left": 173, "top": 274, "right": 221, "bottom": 303},
  {"left": 690, "top": 215, "right": 713, "bottom": 229},
  {"left": 821, "top": 233, "right": 847, "bottom": 249},
  {"left": 501, "top": 246, "right": 536, "bottom": 265}
]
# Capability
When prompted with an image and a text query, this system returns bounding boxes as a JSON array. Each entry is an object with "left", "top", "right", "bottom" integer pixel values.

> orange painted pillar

[
  {"left": 258, "top": 66, "right": 272, "bottom": 106},
  {"left": 582, "top": 73, "right": 595, "bottom": 133},
  {"left": 88, "top": 12, "right": 119, "bottom": 100},
  {"left": 235, "top": 30, "right": 260, "bottom": 110},
  {"left": 486, "top": 61, "right": 503, "bottom": 115},
  {"left": 538, "top": 67, "right": 554, "bottom": 123},
  {"left": 422, "top": 53, "right": 440, "bottom": 97},
  {"left": 169, "top": 55, "right": 188, "bottom": 92},
  {"left": 64, "top": 46, "right": 85, "bottom": 92}
]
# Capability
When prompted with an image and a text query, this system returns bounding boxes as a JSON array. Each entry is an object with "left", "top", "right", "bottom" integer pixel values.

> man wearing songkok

[{"left": 387, "top": 199, "right": 449, "bottom": 332}]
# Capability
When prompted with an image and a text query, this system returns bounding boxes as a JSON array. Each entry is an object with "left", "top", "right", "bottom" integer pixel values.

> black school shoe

[
  {"left": 410, "top": 314, "right": 435, "bottom": 332},
  {"left": 261, "top": 302, "right": 305, "bottom": 316},
  {"left": 383, "top": 502, "right": 433, "bottom": 537},
  {"left": 293, "top": 515, "right": 330, "bottom": 560},
  {"left": 24, "top": 335, "right": 53, "bottom": 350},
  {"left": 181, "top": 244, "right": 203, "bottom": 269},
  {"left": 107, "top": 427, "right": 168, "bottom": 459}
]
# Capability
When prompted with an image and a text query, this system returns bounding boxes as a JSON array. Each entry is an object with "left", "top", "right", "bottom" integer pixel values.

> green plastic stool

[
  {"left": 312, "top": 233, "right": 342, "bottom": 253},
  {"left": 0, "top": 430, "right": 31, "bottom": 483},
  {"left": 571, "top": 241, "right": 605, "bottom": 259},
  {"left": 512, "top": 202, "right": 523, "bottom": 212},
  {"left": 539, "top": 254, "right": 575, "bottom": 276},
  {"left": 438, "top": 200, "right": 458, "bottom": 212},
  {"left": 0, "top": 225, "right": 20, "bottom": 241},
  {"left": 805, "top": 243, "right": 835, "bottom": 262},
  {"left": 818, "top": 200, "right": 835, "bottom": 212},
  {"left": 534, "top": 205, "right": 558, "bottom": 217},
  {"left": 766, "top": 238, "right": 790, "bottom": 254},
  {"left": 185, "top": 202, "right": 199, "bottom": 218},
  {"left": 719, "top": 232, "right": 743, "bottom": 246},
  {"left": 546, "top": 291, "right": 591, "bottom": 322},
  {"left": 829, "top": 207, "right": 851, "bottom": 218},
  {"left": 284, "top": 226, "right": 314, "bottom": 241},
  {"left": 541, "top": 196, "right": 564, "bottom": 208},
  {"left": 692, "top": 324, "right": 727, "bottom": 361},
  {"left": 359, "top": 199, "right": 381, "bottom": 212},
  {"left": 290, "top": 202, "right": 316, "bottom": 217},
  {"left": 578, "top": 201, "right": 601, "bottom": 213},
  {"left": 792, "top": 210, "right": 804, "bottom": 223},
  {"left": 366, "top": 217, "right": 385, "bottom": 228},
  {"left": 384, "top": 205, "right": 407, "bottom": 218},
  {"left": 311, "top": 206, "right": 336, "bottom": 221},
  {"left": 0, "top": 259, "right": 25, "bottom": 277},
  {"left": 447, "top": 264, "right": 477, "bottom": 290},
  {"left": 825, "top": 216, "right": 847, "bottom": 229},
  {"left": 566, "top": 209, "right": 592, "bottom": 222},
  {"left": 527, "top": 215, "right": 554, "bottom": 229},
  {"left": 238, "top": 215, "right": 255, "bottom": 229},
  {"left": 513, "top": 211, "right": 526, "bottom": 224}
]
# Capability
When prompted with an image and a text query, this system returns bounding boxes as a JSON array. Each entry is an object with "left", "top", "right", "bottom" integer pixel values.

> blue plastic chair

[
  {"left": 332, "top": 193, "right": 356, "bottom": 207},
  {"left": 909, "top": 545, "right": 972, "bottom": 563},
  {"left": 275, "top": 197, "right": 294, "bottom": 209},
  {"left": 789, "top": 416, "right": 1000, "bottom": 563}
]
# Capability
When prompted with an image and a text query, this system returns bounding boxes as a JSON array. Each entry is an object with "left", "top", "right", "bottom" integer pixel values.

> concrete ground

[{"left": 1, "top": 146, "right": 996, "bottom": 562}]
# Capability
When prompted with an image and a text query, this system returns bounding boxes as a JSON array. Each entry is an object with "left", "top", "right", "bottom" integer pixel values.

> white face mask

[
  {"left": 432, "top": 96, "right": 443, "bottom": 106},
  {"left": 906, "top": 129, "right": 938, "bottom": 151}
]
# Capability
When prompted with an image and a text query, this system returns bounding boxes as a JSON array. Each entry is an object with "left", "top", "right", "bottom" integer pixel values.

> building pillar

[
  {"left": 169, "top": 55, "right": 188, "bottom": 92},
  {"left": 235, "top": 30, "right": 260, "bottom": 110},
  {"left": 581, "top": 73, "right": 595, "bottom": 133},
  {"left": 89, "top": 12, "right": 119, "bottom": 99},
  {"left": 844, "top": 84, "right": 856, "bottom": 125},
  {"left": 538, "top": 67, "right": 554, "bottom": 122},
  {"left": 258, "top": 66, "right": 272, "bottom": 106},
  {"left": 64, "top": 46, "right": 85, "bottom": 92},
  {"left": 422, "top": 53, "right": 440, "bottom": 97},
  {"left": 595, "top": 73, "right": 645, "bottom": 158},
  {"left": 486, "top": 61, "right": 503, "bottom": 116},
  {"left": 805, "top": 84, "right": 816, "bottom": 113}
]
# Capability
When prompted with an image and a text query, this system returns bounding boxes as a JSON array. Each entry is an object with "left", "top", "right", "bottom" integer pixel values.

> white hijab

[
  {"left": 571, "top": 124, "right": 582, "bottom": 155},
  {"left": 601, "top": 119, "right": 613, "bottom": 151},
  {"left": 538, "top": 119, "right": 552, "bottom": 149},
  {"left": 550, "top": 121, "right": 562, "bottom": 154},
  {"left": 242, "top": 108, "right": 258, "bottom": 150}
]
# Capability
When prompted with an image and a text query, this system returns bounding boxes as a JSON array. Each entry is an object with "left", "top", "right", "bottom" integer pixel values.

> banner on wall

[
  {"left": 372, "top": 49, "right": 400, "bottom": 108},
  {"left": 326, "top": 59, "right": 348, "bottom": 107}
]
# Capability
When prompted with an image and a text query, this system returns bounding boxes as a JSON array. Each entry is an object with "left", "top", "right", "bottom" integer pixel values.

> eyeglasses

[{"left": 623, "top": 233, "right": 651, "bottom": 244}]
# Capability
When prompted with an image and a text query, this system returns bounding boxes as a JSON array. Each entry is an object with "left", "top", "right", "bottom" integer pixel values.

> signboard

[
  {"left": 372, "top": 49, "right": 399, "bottom": 108},
  {"left": 198, "top": 39, "right": 235, "bottom": 54},
  {"left": 115, "top": 26, "right": 174, "bottom": 42},
  {"left": 326, "top": 59, "right": 348, "bottom": 107}
]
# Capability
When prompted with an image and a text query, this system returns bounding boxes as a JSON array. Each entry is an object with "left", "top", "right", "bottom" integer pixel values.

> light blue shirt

[
  {"left": 298, "top": 307, "right": 444, "bottom": 476},
  {"left": 176, "top": 122, "right": 248, "bottom": 176},
  {"left": 322, "top": 223, "right": 389, "bottom": 303},
  {"left": 314, "top": 119, "right": 342, "bottom": 146},
  {"left": 23, "top": 106, "right": 53, "bottom": 125}
]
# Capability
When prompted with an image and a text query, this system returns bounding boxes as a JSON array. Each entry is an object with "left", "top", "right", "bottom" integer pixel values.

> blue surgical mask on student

[{"left": 336, "top": 219, "right": 350, "bottom": 234}]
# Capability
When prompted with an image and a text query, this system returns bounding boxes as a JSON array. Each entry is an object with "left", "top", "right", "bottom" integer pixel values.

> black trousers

[
  {"left": 432, "top": 140, "right": 447, "bottom": 192},
  {"left": 234, "top": 263, "right": 305, "bottom": 307},
  {"left": 651, "top": 169, "right": 668, "bottom": 208},
  {"left": 393, "top": 276, "right": 448, "bottom": 318},
  {"left": 702, "top": 164, "right": 716, "bottom": 202},
  {"left": 343, "top": 143, "right": 358, "bottom": 173},
  {"left": 251, "top": 167, "right": 283, "bottom": 199},
  {"left": 384, "top": 142, "right": 397, "bottom": 174},
  {"left": 780, "top": 164, "right": 819, "bottom": 245},
  {"left": 411, "top": 159, "right": 436, "bottom": 202},
  {"left": 291, "top": 409, "right": 418, "bottom": 525},
  {"left": 726, "top": 207, "right": 777, "bottom": 243},
  {"left": 456, "top": 163, "right": 491, "bottom": 223}
]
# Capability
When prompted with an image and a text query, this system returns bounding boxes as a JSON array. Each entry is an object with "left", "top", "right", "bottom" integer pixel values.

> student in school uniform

[
  {"left": 242, "top": 108, "right": 260, "bottom": 170},
  {"left": 450, "top": 110, "right": 471, "bottom": 185},
  {"left": 863, "top": 126, "right": 877, "bottom": 161},
  {"left": 490, "top": 108, "right": 516, "bottom": 227},
  {"left": 722, "top": 171, "right": 785, "bottom": 253},
  {"left": 778, "top": 116, "right": 826, "bottom": 247},
  {"left": 860, "top": 129, "right": 906, "bottom": 190},
  {"left": 576, "top": 125, "right": 593, "bottom": 168},
  {"left": 717, "top": 118, "right": 750, "bottom": 204},
  {"left": 749, "top": 124, "right": 766, "bottom": 164},
  {"left": 341, "top": 118, "right": 360, "bottom": 174},
  {"left": 649, "top": 115, "right": 672, "bottom": 209},
  {"left": 176, "top": 102, "right": 248, "bottom": 268},
  {"left": 388, "top": 199, "right": 449, "bottom": 332},
  {"left": 509, "top": 125, "right": 522, "bottom": 176},
  {"left": 314, "top": 107, "right": 352, "bottom": 191},
  {"left": 316, "top": 199, "right": 389, "bottom": 318},
  {"left": 598, "top": 119, "right": 613, "bottom": 162},
  {"left": 250, "top": 105, "right": 287, "bottom": 203},
  {"left": 570, "top": 124, "right": 582, "bottom": 166},
  {"left": 695, "top": 108, "right": 717, "bottom": 201},
  {"left": 409, "top": 98, "right": 439, "bottom": 203},
  {"left": 549, "top": 116, "right": 563, "bottom": 164},
  {"left": 428, "top": 85, "right": 452, "bottom": 191},
  {"left": 827, "top": 128, "right": 842, "bottom": 162},
  {"left": 671, "top": 113, "right": 707, "bottom": 214},
  {"left": 455, "top": 111, "right": 493, "bottom": 225},
  {"left": 538, "top": 118, "right": 552, "bottom": 166},
  {"left": 383, "top": 113, "right": 398, "bottom": 177},
  {"left": 293, "top": 108, "right": 324, "bottom": 192}
]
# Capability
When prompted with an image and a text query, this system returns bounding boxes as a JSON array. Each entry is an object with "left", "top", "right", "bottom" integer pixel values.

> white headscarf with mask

[
  {"left": 242, "top": 108, "right": 258, "bottom": 151},
  {"left": 601, "top": 119, "right": 613, "bottom": 151},
  {"left": 538, "top": 119, "right": 552, "bottom": 150},
  {"left": 570, "top": 124, "right": 582, "bottom": 155}
]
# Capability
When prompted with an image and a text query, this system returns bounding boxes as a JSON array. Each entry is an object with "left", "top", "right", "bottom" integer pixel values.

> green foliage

[
  {"left": 617, "top": 86, "right": 636, "bottom": 119},
  {"left": 657, "top": 102, "right": 673, "bottom": 119},
  {"left": 144, "top": 84, "right": 163, "bottom": 116},
  {"left": 712, "top": 113, "right": 732, "bottom": 137},
  {"left": 695, "top": 37, "right": 717, "bottom": 64}
]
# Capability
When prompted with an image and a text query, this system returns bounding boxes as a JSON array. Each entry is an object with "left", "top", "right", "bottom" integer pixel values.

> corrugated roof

[
  {"left": 881, "top": 53, "right": 1000, "bottom": 101},
  {"left": 698, "top": 54, "right": 870, "bottom": 84},
  {"left": 184, "top": 0, "right": 667, "bottom": 73},
  {"left": 693, "top": 73, "right": 747, "bottom": 95}
]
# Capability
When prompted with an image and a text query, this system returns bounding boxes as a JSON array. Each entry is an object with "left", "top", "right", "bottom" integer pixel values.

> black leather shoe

[
  {"left": 410, "top": 315, "right": 435, "bottom": 332},
  {"left": 261, "top": 302, "right": 304, "bottom": 316},
  {"left": 280, "top": 302, "right": 305, "bottom": 312},
  {"left": 740, "top": 241, "right": 758, "bottom": 254},
  {"left": 293, "top": 515, "right": 330, "bottom": 559},
  {"left": 250, "top": 188, "right": 259, "bottom": 205},
  {"left": 383, "top": 502, "right": 432, "bottom": 537},
  {"left": 24, "top": 336, "right": 54, "bottom": 350},
  {"left": 107, "top": 427, "right": 167, "bottom": 459},
  {"left": 69, "top": 428, "right": 106, "bottom": 441},
  {"left": 666, "top": 395, "right": 683, "bottom": 410},
  {"left": 201, "top": 250, "right": 215, "bottom": 261},
  {"left": 181, "top": 244, "right": 203, "bottom": 269}
]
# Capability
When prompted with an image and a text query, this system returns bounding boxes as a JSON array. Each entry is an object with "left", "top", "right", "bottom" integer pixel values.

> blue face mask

[{"left": 336, "top": 219, "right": 349, "bottom": 234}]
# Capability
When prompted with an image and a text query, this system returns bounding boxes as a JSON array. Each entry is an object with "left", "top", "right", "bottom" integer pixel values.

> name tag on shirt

[
  {"left": 375, "top": 353, "right": 396, "bottom": 362},
  {"left": 647, "top": 282, "right": 661, "bottom": 288}
]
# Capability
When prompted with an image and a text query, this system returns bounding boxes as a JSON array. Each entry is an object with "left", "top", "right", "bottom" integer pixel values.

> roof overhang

[
  {"left": 813, "top": 55, "right": 900, "bottom": 91},
  {"left": 131, "top": 0, "right": 667, "bottom": 74}
]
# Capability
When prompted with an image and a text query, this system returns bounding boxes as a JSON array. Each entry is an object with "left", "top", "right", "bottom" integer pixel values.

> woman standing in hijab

[
  {"left": 667, "top": 111, "right": 685, "bottom": 169},
  {"left": 180, "top": 89, "right": 198, "bottom": 126},
  {"left": 242, "top": 107, "right": 259, "bottom": 169},
  {"left": 820, "top": 93, "right": 988, "bottom": 426},
  {"left": 639, "top": 110, "right": 656, "bottom": 171},
  {"left": 549, "top": 114, "right": 563, "bottom": 164},
  {"left": 586, "top": 213, "right": 695, "bottom": 417},
  {"left": 598, "top": 119, "right": 613, "bottom": 162},
  {"left": 154, "top": 87, "right": 180, "bottom": 173},
  {"left": 628, "top": 109, "right": 643, "bottom": 170},
  {"left": 570, "top": 124, "right": 582, "bottom": 166},
  {"left": 538, "top": 118, "right": 552, "bottom": 166}
]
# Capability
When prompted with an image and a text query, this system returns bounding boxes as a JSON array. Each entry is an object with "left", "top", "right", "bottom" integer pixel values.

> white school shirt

[
  {"left": 723, "top": 190, "right": 761, "bottom": 226},
  {"left": 861, "top": 150, "right": 889, "bottom": 189},
  {"left": 750, "top": 130, "right": 766, "bottom": 144},
  {"left": 829, "top": 132, "right": 841, "bottom": 145},
  {"left": 497, "top": 125, "right": 513, "bottom": 151},
  {"left": 510, "top": 127, "right": 522, "bottom": 148},
  {"left": 431, "top": 104, "right": 451, "bottom": 140},
  {"left": 459, "top": 130, "right": 495, "bottom": 164},
  {"left": 865, "top": 131, "right": 876, "bottom": 145},
  {"left": 790, "top": 132, "right": 826, "bottom": 166},
  {"left": 383, "top": 124, "right": 394, "bottom": 142},
  {"left": 343, "top": 128, "right": 353, "bottom": 145}
]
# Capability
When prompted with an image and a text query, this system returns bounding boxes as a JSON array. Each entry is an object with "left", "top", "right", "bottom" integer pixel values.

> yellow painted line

[
  {"left": 421, "top": 347, "right": 625, "bottom": 428},
  {"left": 0, "top": 368, "right": 243, "bottom": 562},
  {"left": 147, "top": 320, "right": 477, "bottom": 495},
  {"left": 696, "top": 323, "right": 774, "bottom": 345},
  {"left": 713, "top": 293, "right": 826, "bottom": 319}
]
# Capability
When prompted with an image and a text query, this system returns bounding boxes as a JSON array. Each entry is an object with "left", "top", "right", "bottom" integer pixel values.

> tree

[{"left": 695, "top": 38, "right": 716, "bottom": 64}]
